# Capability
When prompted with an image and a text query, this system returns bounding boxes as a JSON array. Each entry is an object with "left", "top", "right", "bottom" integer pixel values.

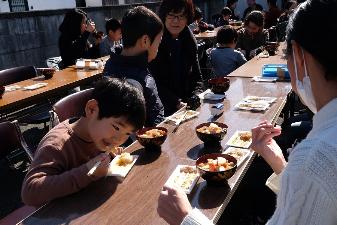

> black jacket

[
  {"left": 149, "top": 27, "right": 203, "bottom": 116},
  {"left": 103, "top": 52, "right": 165, "bottom": 127},
  {"left": 59, "top": 31, "right": 91, "bottom": 68}
]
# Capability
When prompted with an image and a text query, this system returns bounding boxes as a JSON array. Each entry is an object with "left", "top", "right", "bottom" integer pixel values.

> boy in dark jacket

[{"left": 103, "top": 6, "right": 164, "bottom": 126}]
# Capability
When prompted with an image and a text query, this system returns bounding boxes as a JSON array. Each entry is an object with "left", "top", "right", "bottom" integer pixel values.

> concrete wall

[
  {"left": 27, "top": 0, "right": 76, "bottom": 11},
  {"left": 0, "top": 2, "right": 161, "bottom": 70},
  {"left": 0, "top": 1, "right": 10, "bottom": 13}
]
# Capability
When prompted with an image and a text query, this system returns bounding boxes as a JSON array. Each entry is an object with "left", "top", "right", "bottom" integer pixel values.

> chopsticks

[{"left": 87, "top": 147, "right": 120, "bottom": 176}]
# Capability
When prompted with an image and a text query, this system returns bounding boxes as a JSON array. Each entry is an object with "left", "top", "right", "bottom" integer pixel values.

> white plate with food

[
  {"left": 243, "top": 96, "right": 277, "bottom": 104},
  {"left": 166, "top": 110, "right": 199, "bottom": 125},
  {"left": 226, "top": 131, "right": 252, "bottom": 148},
  {"left": 107, "top": 153, "right": 138, "bottom": 178},
  {"left": 234, "top": 101, "right": 269, "bottom": 111},
  {"left": 165, "top": 165, "right": 200, "bottom": 194},
  {"left": 23, "top": 83, "right": 48, "bottom": 90},
  {"left": 224, "top": 147, "right": 252, "bottom": 167}
]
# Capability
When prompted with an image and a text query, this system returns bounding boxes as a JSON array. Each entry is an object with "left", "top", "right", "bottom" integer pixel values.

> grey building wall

[{"left": 0, "top": 1, "right": 161, "bottom": 70}]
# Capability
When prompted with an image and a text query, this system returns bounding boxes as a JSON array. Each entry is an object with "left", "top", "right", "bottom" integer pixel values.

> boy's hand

[{"left": 86, "top": 153, "right": 110, "bottom": 178}]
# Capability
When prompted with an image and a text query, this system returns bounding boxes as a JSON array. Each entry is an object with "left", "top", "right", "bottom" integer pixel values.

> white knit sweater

[{"left": 182, "top": 98, "right": 337, "bottom": 225}]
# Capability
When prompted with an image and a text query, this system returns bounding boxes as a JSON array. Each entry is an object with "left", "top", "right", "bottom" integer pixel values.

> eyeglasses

[{"left": 166, "top": 13, "right": 187, "bottom": 21}]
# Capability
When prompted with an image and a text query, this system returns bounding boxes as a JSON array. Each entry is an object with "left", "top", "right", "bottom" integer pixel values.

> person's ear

[
  {"left": 140, "top": 35, "right": 151, "bottom": 48},
  {"left": 85, "top": 99, "right": 99, "bottom": 118},
  {"left": 291, "top": 40, "right": 305, "bottom": 81}
]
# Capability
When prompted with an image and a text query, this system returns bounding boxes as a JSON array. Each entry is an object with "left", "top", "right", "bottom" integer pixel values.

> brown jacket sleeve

[{"left": 21, "top": 144, "right": 97, "bottom": 207}]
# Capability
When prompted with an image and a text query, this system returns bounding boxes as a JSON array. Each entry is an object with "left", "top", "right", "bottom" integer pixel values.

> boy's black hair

[
  {"left": 121, "top": 6, "right": 163, "bottom": 49},
  {"left": 217, "top": 25, "right": 238, "bottom": 45},
  {"left": 194, "top": 7, "right": 203, "bottom": 20},
  {"left": 286, "top": 0, "right": 337, "bottom": 81},
  {"left": 159, "top": 0, "right": 195, "bottom": 25},
  {"left": 59, "top": 9, "right": 87, "bottom": 39},
  {"left": 105, "top": 18, "right": 121, "bottom": 34},
  {"left": 221, "top": 7, "right": 232, "bottom": 16},
  {"left": 244, "top": 10, "right": 264, "bottom": 27},
  {"left": 91, "top": 77, "right": 146, "bottom": 130}
]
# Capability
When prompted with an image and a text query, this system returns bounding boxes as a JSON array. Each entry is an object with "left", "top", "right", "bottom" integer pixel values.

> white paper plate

[
  {"left": 224, "top": 147, "right": 252, "bottom": 167},
  {"left": 166, "top": 110, "right": 199, "bottom": 125},
  {"left": 243, "top": 96, "right": 277, "bottom": 104},
  {"left": 234, "top": 101, "right": 269, "bottom": 111},
  {"left": 107, "top": 155, "right": 138, "bottom": 178},
  {"left": 23, "top": 83, "right": 48, "bottom": 90},
  {"left": 165, "top": 165, "right": 200, "bottom": 194},
  {"left": 226, "top": 131, "right": 252, "bottom": 149}
]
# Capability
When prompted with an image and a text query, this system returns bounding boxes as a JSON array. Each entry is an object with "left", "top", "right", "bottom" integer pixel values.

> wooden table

[
  {"left": 0, "top": 66, "right": 104, "bottom": 119},
  {"left": 19, "top": 76, "right": 291, "bottom": 225},
  {"left": 228, "top": 45, "right": 286, "bottom": 78},
  {"left": 195, "top": 25, "right": 242, "bottom": 40}
]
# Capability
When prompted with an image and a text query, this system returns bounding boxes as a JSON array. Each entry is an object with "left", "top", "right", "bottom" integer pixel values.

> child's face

[
  {"left": 223, "top": 15, "right": 230, "bottom": 21},
  {"left": 147, "top": 31, "right": 163, "bottom": 62},
  {"left": 109, "top": 28, "right": 122, "bottom": 42},
  {"left": 246, "top": 21, "right": 260, "bottom": 34},
  {"left": 86, "top": 100, "right": 135, "bottom": 150}
]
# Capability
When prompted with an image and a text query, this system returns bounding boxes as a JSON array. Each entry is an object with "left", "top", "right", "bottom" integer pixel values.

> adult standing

[{"left": 150, "top": 0, "right": 203, "bottom": 116}]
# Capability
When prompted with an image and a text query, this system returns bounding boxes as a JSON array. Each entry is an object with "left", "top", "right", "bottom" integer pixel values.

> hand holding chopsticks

[{"left": 86, "top": 146, "right": 124, "bottom": 177}]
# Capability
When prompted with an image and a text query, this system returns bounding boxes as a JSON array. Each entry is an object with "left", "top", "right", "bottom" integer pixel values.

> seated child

[
  {"left": 189, "top": 7, "right": 214, "bottom": 33},
  {"left": 103, "top": 6, "right": 165, "bottom": 126},
  {"left": 215, "top": 7, "right": 232, "bottom": 27},
  {"left": 99, "top": 18, "right": 122, "bottom": 56},
  {"left": 21, "top": 78, "right": 146, "bottom": 206},
  {"left": 209, "top": 25, "right": 247, "bottom": 77}
]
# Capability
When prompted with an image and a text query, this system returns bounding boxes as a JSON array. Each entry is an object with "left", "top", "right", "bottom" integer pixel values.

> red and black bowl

[
  {"left": 195, "top": 122, "right": 228, "bottom": 144},
  {"left": 136, "top": 127, "right": 168, "bottom": 148},
  {"left": 196, "top": 153, "right": 237, "bottom": 186},
  {"left": 208, "top": 77, "right": 230, "bottom": 94},
  {"left": 37, "top": 68, "right": 56, "bottom": 79}
]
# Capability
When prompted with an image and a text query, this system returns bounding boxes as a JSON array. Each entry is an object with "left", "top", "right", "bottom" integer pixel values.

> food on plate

[
  {"left": 173, "top": 166, "right": 199, "bottom": 191},
  {"left": 239, "top": 131, "right": 252, "bottom": 142},
  {"left": 116, "top": 153, "right": 134, "bottom": 166},
  {"left": 226, "top": 148, "right": 249, "bottom": 163},
  {"left": 172, "top": 110, "right": 197, "bottom": 121},
  {"left": 197, "top": 157, "right": 235, "bottom": 172},
  {"left": 138, "top": 129, "right": 166, "bottom": 138},
  {"left": 180, "top": 166, "right": 198, "bottom": 174},
  {"left": 196, "top": 123, "right": 225, "bottom": 134}
]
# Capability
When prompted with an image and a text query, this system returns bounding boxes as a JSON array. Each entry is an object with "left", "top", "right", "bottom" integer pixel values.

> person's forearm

[
  {"left": 260, "top": 149, "right": 287, "bottom": 174},
  {"left": 22, "top": 164, "right": 95, "bottom": 206}
]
